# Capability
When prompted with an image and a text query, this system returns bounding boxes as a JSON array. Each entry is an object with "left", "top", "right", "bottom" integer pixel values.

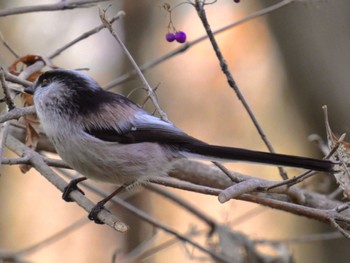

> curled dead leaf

[
  {"left": 8, "top": 55, "right": 44, "bottom": 173},
  {"left": 323, "top": 105, "right": 350, "bottom": 199}
]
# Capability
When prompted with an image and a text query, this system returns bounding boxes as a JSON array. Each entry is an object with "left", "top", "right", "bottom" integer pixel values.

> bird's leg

[
  {"left": 62, "top": 177, "right": 87, "bottom": 202},
  {"left": 88, "top": 185, "right": 127, "bottom": 224}
]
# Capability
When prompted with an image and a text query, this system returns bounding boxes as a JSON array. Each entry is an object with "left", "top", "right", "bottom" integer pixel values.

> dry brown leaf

[
  {"left": 8, "top": 55, "right": 44, "bottom": 173},
  {"left": 323, "top": 105, "right": 350, "bottom": 198}
]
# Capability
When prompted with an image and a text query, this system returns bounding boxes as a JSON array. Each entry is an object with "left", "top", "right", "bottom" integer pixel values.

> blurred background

[{"left": 0, "top": 0, "right": 349, "bottom": 262}]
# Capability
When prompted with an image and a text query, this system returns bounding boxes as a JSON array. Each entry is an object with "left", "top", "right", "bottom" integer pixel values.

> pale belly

[{"left": 51, "top": 135, "right": 180, "bottom": 185}]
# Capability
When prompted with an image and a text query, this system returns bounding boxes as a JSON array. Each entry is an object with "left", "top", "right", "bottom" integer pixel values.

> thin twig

[
  {"left": 266, "top": 131, "right": 341, "bottom": 191},
  {"left": 10, "top": 218, "right": 88, "bottom": 258},
  {"left": 262, "top": 231, "right": 343, "bottom": 244},
  {"left": 218, "top": 177, "right": 305, "bottom": 204},
  {"left": 212, "top": 161, "right": 241, "bottom": 183},
  {"left": 308, "top": 134, "right": 331, "bottom": 156},
  {"left": 0, "top": 70, "right": 15, "bottom": 168},
  {"left": 48, "top": 11, "right": 126, "bottom": 59},
  {"left": 99, "top": 8, "right": 169, "bottom": 122},
  {"left": 229, "top": 206, "right": 267, "bottom": 226},
  {"left": 145, "top": 184, "right": 216, "bottom": 229},
  {"left": 150, "top": 176, "right": 221, "bottom": 196},
  {"left": 0, "top": 122, "right": 10, "bottom": 170},
  {"left": 0, "top": 106, "right": 36, "bottom": 123},
  {"left": 104, "top": 0, "right": 295, "bottom": 90},
  {"left": 194, "top": 0, "right": 288, "bottom": 180},
  {"left": 2, "top": 156, "right": 70, "bottom": 168},
  {"left": 0, "top": 0, "right": 111, "bottom": 17},
  {"left": 140, "top": 85, "right": 160, "bottom": 108},
  {"left": 329, "top": 218, "right": 350, "bottom": 239},
  {"left": 117, "top": 230, "right": 159, "bottom": 263},
  {"left": 138, "top": 236, "right": 180, "bottom": 262},
  {"left": 0, "top": 32, "right": 19, "bottom": 58},
  {"left": 335, "top": 203, "right": 350, "bottom": 213},
  {"left": 139, "top": 228, "right": 205, "bottom": 262},
  {"left": 0, "top": 68, "right": 16, "bottom": 110},
  {"left": 328, "top": 188, "right": 343, "bottom": 200},
  {"left": 266, "top": 170, "right": 315, "bottom": 191}
]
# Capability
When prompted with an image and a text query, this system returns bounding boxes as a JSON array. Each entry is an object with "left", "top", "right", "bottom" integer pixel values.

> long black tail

[{"left": 182, "top": 143, "right": 334, "bottom": 172}]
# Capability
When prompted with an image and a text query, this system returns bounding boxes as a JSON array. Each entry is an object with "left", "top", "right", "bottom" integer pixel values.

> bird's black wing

[
  {"left": 84, "top": 112, "right": 205, "bottom": 147},
  {"left": 83, "top": 110, "right": 335, "bottom": 172}
]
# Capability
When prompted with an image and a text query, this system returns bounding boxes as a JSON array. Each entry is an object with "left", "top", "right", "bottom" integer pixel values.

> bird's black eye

[{"left": 41, "top": 78, "right": 49, "bottom": 88}]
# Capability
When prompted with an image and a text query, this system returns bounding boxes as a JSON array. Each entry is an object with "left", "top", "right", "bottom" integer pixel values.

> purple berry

[
  {"left": 175, "top": 31, "right": 186, "bottom": 43},
  {"left": 166, "top": 33, "right": 176, "bottom": 42}
]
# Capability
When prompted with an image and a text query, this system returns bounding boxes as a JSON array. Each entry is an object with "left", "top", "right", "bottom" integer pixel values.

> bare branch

[
  {"left": 194, "top": 0, "right": 288, "bottom": 179},
  {"left": 0, "top": 32, "right": 19, "bottom": 58},
  {"left": 105, "top": 0, "right": 295, "bottom": 90},
  {"left": 9, "top": 122, "right": 56, "bottom": 153},
  {"left": 218, "top": 177, "right": 305, "bottom": 204},
  {"left": 5, "top": 135, "right": 128, "bottom": 232},
  {"left": 146, "top": 184, "right": 216, "bottom": 229},
  {"left": 0, "top": 106, "right": 35, "bottom": 123},
  {"left": 18, "top": 61, "right": 45, "bottom": 80},
  {"left": 329, "top": 218, "right": 350, "bottom": 239},
  {"left": 48, "top": 10, "right": 126, "bottom": 59},
  {"left": 164, "top": 160, "right": 350, "bottom": 229},
  {"left": 266, "top": 170, "right": 316, "bottom": 190},
  {"left": 264, "top": 231, "right": 343, "bottom": 244},
  {"left": 2, "top": 156, "right": 70, "bottom": 168},
  {"left": 99, "top": 8, "right": 170, "bottom": 122},
  {"left": 9, "top": 218, "right": 88, "bottom": 258},
  {"left": 76, "top": 178, "right": 231, "bottom": 263},
  {"left": 4, "top": 71, "right": 32, "bottom": 87},
  {"left": 0, "top": 122, "right": 10, "bottom": 170},
  {"left": 0, "top": 68, "right": 16, "bottom": 110},
  {"left": 0, "top": 0, "right": 111, "bottom": 17}
]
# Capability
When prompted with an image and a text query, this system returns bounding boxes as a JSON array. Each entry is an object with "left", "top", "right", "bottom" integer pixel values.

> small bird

[{"left": 24, "top": 69, "right": 334, "bottom": 223}]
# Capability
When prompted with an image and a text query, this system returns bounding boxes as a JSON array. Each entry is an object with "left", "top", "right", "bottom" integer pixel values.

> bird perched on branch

[{"left": 24, "top": 69, "right": 335, "bottom": 223}]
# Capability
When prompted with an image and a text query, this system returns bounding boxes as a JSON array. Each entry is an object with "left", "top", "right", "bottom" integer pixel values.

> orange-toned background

[{"left": 0, "top": 0, "right": 349, "bottom": 262}]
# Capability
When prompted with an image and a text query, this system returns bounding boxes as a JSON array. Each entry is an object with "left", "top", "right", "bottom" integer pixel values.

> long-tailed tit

[{"left": 24, "top": 69, "right": 334, "bottom": 223}]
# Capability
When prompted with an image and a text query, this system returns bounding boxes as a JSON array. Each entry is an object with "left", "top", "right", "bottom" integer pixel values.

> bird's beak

[{"left": 24, "top": 86, "right": 34, "bottom": 95}]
